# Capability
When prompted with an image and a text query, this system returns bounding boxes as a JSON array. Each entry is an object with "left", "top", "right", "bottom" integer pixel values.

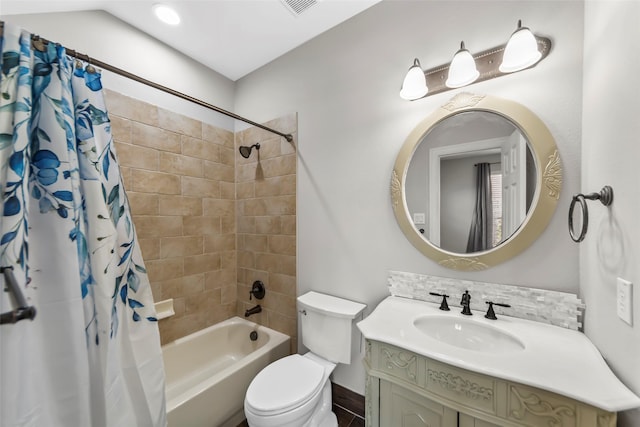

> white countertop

[{"left": 357, "top": 296, "right": 640, "bottom": 412}]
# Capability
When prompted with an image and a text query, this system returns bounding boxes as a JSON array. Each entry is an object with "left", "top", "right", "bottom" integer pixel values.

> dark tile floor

[{"left": 236, "top": 405, "right": 364, "bottom": 427}]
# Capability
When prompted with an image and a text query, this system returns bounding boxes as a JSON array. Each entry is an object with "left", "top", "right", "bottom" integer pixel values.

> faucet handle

[
  {"left": 249, "top": 280, "right": 265, "bottom": 300},
  {"left": 485, "top": 301, "right": 511, "bottom": 320},
  {"left": 429, "top": 292, "right": 450, "bottom": 311}
]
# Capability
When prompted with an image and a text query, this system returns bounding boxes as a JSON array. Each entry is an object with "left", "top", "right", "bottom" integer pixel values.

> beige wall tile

[
  {"left": 204, "top": 161, "right": 234, "bottom": 182},
  {"left": 183, "top": 216, "right": 221, "bottom": 236},
  {"left": 182, "top": 136, "right": 220, "bottom": 162},
  {"left": 145, "top": 258, "right": 184, "bottom": 282},
  {"left": 205, "top": 269, "right": 236, "bottom": 290},
  {"left": 128, "top": 192, "right": 159, "bottom": 215},
  {"left": 236, "top": 182, "right": 255, "bottom": 200},
  {"left": 134, "top": 216, "right": 183, "bottom": 238},
  {"left": 132, "top": 170, "right": 181, "bottom": 194},
  {"left": 138, "top": 238, "right": 160, "bottom": 261},
  {"left": 158, "top": 195, "right": 202, "bottom": 216},
  {"left": 264, "top": 196, "right": 296, "bottom": 215},
  {"left": 112, "top": 92, "right": 297, "bottom": 345},
  {"left": 160, "top": 152, "right": 203, "bottom": 177},
  {"left": 237, "top": 216, "right": 256, "bottom": 234},
  {"left": 184, "top": 253, "right": 221, "bottom": 275},
  {"left": 268, "top": 235, "right": 296, "bottom": 256},
  {"left": 219, "top": 147, "right": 235, "bottom": 167},
  {"left": 132, "top": 122, "right": 181, "bottom": 153},
  {"left": 239, "top": 199, "right": 267, "bottom": 216},
  {"left": 110, "top": 115, "right": 132, "bottom": 143},
  {"left": 204, "top": 234, "right": 236, "bottom": 252},
  {"left": 281, "top": 216, "right": 296, "bottom": 235},
  {"left": 255, "top": 175, "right": 296, "bottom": 197},
  {"left": 182, "top": 176, "right": 220, "bottom": 198},
  {"left": 221, "top": 284, "right": 237, "bottom": 305},
  {"left": 115, "top": 142, "right": 159, "bottom": 171},
  {"left": 203, "top": 199, "right": 235, "bottom": 217},
  {"left": 268, "top": 273, "right": 296, "bottom": 296},
  {"left": 203, "top": 123, "right": 234, "bottom": 148},
  {"left": 264, "top": 113, "right": 298, "bottom": 136},
  {"left": 105, "top": 90, "right": 158, "bottom": 127},
  {"left": 255, "top": 216, "right": 281, "bottom": 235},
  {"left": 158, "top": 108, "right": 202, "bottom": 138},
  {"left": 160, "top": 236, "right": 204, "bottom": 258},
  {"left": 220, "top": 181, "right": 235, "bottom": 200},
  {"left": 241, "top": 234, "right": 269, "bottom": 253},
  {"left": 221, "top": 216, "right": 236, "bottom": 234},
  {"left": 261, "top": 154, "right": 296, "bottom": 178}
]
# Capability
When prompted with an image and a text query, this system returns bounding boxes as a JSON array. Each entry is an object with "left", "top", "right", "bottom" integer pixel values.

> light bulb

[{"left": 153, "top": 4, "right": 181, "bottom": 26}]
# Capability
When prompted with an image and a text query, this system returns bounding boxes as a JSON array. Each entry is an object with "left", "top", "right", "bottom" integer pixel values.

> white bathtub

[{"left": 162, "top": 316, "right": 290, "bottom": 427}]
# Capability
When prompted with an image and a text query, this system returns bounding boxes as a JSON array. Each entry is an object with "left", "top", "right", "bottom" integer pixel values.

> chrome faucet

[
  {"left": 460, "top": 290, "right": 472, "bottom": 315},
  {"left": 244, "top": 304, "right": 262, "bottom": 317}
]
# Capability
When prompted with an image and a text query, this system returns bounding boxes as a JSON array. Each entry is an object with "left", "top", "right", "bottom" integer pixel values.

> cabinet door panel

[
  {"left": 459, "top": 413, "right": 502, "bottom": 427},
  {"left": 380, "top": 381, "right": 457, "bottom": 427}
]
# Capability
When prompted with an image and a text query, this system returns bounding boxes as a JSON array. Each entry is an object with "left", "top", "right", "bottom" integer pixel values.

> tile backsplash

[{"left": 388, "top": 271, "right": 585, "bottom": 330}]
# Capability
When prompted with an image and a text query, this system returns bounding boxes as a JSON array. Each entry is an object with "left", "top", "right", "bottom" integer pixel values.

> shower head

[{"left": 239, "top": 143, "right": 260, "bottom": 159}]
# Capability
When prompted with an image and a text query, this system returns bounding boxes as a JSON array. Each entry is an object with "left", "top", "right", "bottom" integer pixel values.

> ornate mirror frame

[{"left": 391, "top": 93, "right": 562, "bottom": 271}]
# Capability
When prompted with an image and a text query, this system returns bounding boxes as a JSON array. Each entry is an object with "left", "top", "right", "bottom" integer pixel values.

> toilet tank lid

[{"left": 297, "top": 292, "right": 366, "bottom": 319}]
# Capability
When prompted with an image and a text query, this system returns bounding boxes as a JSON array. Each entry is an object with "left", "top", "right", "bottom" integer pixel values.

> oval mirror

[{"left": 391, "top": 93, "right": 562, "bottom": 271}]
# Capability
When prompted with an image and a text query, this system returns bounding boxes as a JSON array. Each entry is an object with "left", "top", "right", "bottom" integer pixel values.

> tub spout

[{"left": 245, "top": 305, "right": 262, "bottom": 317}]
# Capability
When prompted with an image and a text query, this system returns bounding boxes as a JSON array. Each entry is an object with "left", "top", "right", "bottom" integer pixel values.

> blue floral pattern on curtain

[{"left": 1, "top": 23, "right": 166, "bottom": 426}]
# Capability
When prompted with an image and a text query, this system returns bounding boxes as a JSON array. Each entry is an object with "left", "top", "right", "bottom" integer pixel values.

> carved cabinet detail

[{"left": 363, "top": 340, "right": 617, "bottom": 427}]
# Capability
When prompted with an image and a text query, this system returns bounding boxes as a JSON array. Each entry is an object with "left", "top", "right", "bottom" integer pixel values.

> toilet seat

[{"left": 245, "top": 354, "right": 325, "bottom": 416}]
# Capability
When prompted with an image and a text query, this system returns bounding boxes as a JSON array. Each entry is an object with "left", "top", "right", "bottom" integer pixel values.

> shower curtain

[
  {"left": 0, "top": 23, "right": 166, "bottom": 427},
  {"left": 466, "top": 162, "right": 493, "bottom": 253}
]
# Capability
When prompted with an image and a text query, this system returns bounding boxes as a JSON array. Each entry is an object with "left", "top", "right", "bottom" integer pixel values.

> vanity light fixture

[
  {"left": 500, "top": 20, "right": 542, "bottom": 73},
  {"left": 400, "top": 20, "right": 551, "bottom": 100},
  {"left": 445, "top": 41, "right": 479, "bottom": 88},
  {"left": 400, "top": 58, "right": 429, "bottom": 100},
  {"left": 153, "top": 4, "right": 181, "bottom": 26}
]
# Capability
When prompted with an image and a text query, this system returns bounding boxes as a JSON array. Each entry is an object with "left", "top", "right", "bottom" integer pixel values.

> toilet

[{"left": 244, "top": 291, "right": 366, "bottom": 427}]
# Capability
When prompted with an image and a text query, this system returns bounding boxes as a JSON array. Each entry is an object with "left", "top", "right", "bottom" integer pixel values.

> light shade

[
  {"left": 499, "top": 20, "right": 541, "bottom": 73},
  {"left": 400, "top": 58, "right": 428, "bottom": 100},
  {"left": 445, "top": 41, "right": 479, "bottom": 88},
  {"left": 153, "top": 4, "right": 181, "bottom": 25}
]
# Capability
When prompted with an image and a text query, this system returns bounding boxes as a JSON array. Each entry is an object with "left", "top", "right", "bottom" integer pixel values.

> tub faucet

[
  {"left": 245, "top": 304, "right": 262, "bottom": 317},
  {"left": 460, "top": 290, "right": 472, "bottom": 315}
]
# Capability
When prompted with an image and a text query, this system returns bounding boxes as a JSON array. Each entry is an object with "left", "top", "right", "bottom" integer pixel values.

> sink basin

[{"left": 413, "top": 315, "right": 525, "bottom": 353}]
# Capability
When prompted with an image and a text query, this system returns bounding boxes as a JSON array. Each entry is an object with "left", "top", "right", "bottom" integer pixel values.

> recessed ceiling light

[{"left": 153, "top": 4, "right": 181, "bottom": 26}]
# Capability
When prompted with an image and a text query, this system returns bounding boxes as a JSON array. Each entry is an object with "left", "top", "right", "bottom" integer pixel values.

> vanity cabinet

[{"left": 364, "top": 340, "right": 616, "bottom": 427}]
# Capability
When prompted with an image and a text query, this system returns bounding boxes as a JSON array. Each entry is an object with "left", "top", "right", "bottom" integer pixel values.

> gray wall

[
  {"left": 235, "top": 0, "right": 584, "bottom": 392},
  {"left": 4, "top": 10, "right": 236, "bottom": 131},
  {"left": 582, "top": 1, "right": 640, "bottom": 424}
]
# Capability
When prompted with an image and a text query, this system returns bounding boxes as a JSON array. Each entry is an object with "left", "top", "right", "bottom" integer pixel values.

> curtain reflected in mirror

[{"left": 466, "top": 163, "right": 493, "bottom": 252}]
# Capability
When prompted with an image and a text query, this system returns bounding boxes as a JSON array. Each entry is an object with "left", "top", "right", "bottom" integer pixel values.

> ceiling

[{"left": 1, "top": 0, "right": 382, "bottom": 81}]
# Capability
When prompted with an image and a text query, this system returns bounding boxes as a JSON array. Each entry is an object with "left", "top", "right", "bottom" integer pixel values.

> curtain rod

[{"left": 0, "top": 22, "right": 293, "bottom": 142}]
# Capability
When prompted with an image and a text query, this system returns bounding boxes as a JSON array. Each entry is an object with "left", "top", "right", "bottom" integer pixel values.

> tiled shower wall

[
  {"left": 105, "top": 90, "right": 238, "bottom": 344},
  {"left": 235, "top": 114, "right": 298, "bottom": 353}
]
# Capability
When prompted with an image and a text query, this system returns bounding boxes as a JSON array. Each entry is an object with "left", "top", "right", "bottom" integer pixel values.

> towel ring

[{"left": 568, "top": 186, "right": 613, "bottom": 242}]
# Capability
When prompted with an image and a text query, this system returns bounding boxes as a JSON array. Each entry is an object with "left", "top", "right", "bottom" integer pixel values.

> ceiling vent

[{"left": 280, "top": 0, "right": 318, "bottom": 16}]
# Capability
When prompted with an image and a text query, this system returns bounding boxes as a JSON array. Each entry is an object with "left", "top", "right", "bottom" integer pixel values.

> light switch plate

[
  {"left": 617, "top": 277, "right": 633, "bottom": 326},
  {"left": 413, "top": 213, "right": 426, "bottom": 225}
]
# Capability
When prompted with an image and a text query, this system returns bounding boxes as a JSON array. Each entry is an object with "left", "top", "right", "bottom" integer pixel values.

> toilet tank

[{"left": 297, "top": 292, "right": 366, "bottom": 364}]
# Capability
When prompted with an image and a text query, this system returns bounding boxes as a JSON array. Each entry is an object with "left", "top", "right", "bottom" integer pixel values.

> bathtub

[{"left": 162, "top": 316, "right": 290, "bottom": 427}]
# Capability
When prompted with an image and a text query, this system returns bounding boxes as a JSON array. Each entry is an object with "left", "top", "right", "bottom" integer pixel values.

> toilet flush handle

[{"left": 298, "top": 309, "right": 307, "bottom": 316}]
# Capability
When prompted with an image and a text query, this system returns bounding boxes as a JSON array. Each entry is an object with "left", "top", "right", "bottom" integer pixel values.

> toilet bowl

[
  {"left": 244, "top": 292, "right": 366, "bottom": 427},
  {"left": 244, "top": 353, "right": 336, "bottom": 427}
]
